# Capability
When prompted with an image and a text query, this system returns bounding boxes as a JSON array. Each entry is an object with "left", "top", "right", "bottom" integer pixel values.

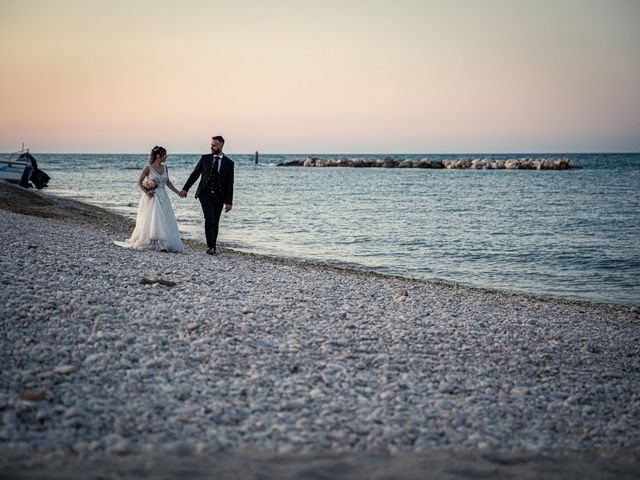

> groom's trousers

[{"left": 198, "top": 190, "right": 224, "bottom": 250}]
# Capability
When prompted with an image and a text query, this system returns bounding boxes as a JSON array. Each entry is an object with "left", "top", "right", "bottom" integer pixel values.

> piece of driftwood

[
  {"left": 19, "top": 390, "right": 46, "bottom": 401},
  {"left": 140, "top": 277, "right": 176, "bottom": 287}
]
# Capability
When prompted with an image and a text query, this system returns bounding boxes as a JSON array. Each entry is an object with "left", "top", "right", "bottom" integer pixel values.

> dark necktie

[{"left": 209, "top": 156, "right": 222, "bottom": 195}]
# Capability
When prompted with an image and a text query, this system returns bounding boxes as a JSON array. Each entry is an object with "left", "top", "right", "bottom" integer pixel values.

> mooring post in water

[{"left": 255, "top": 151, "right": 259, "bottom": 165}]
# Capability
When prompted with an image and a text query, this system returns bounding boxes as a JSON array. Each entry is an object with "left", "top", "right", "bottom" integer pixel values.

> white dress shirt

[{"left": 213, "top": 154, "right": 223, "bottom": 172}]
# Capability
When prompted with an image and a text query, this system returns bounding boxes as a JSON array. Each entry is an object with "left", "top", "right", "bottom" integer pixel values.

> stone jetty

[{"left": 278, "top": 156, "right": 575, "bottom": 170}]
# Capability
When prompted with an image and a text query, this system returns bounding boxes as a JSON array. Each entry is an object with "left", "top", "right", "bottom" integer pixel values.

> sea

[{"left": 4, "top": 152, "right": 639, "bottom": 307}]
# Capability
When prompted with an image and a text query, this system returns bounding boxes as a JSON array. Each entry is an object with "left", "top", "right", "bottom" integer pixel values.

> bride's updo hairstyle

[{"left": 149, "top": 145, "right": 167, "bottom": 164}]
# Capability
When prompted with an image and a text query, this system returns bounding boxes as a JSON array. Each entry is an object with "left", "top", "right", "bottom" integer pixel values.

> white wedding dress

[{"left": 115, "top": 166, "right": 184, "bottom": 253}]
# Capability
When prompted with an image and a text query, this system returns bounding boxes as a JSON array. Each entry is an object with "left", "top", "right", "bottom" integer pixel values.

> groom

[{"left": 179, "top": 136, "right": 234, "bottom": 255}]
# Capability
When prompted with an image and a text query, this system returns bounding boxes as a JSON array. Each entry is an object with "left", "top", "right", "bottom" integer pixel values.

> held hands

[
  {"left": 178, "top": 190, "right": 187, "bottom": 198},
  {"left": 145, "top": 190, "right": 155, "bottom": 198}
]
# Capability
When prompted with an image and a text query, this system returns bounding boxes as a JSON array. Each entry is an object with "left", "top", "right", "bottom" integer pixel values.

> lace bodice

[{"left": 148, "top": 166, "right": 167, "bottom": 189}]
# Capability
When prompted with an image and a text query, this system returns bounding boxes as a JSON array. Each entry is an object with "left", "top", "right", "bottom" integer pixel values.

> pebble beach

[{"left": 1, "top": 180, "right": 639, "bottom": 479}]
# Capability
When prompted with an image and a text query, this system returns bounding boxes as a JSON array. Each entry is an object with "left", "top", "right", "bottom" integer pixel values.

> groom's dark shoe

[{"left": 206, "top": 248, "right": 217, "bottom": 255}]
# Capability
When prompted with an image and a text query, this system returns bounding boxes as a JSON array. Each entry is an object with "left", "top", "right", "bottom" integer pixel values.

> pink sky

[{"left": 1, "top": 0, "right": 639, "bottom": 153}]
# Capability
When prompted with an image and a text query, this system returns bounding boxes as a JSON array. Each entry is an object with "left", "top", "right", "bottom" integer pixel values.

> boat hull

[{"left": 0, "top": 159, "right": 31, "bottom": 185}]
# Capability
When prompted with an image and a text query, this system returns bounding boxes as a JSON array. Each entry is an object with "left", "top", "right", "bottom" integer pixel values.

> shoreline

[
  {"left": 224, "top": 248, "right": 637, "bottom": 314},
  {"left": 6, "top": 180, "right": 635, "bottom": 313},
  {"left": 1, "top": 180, "right": 639, "bottom": 478}
]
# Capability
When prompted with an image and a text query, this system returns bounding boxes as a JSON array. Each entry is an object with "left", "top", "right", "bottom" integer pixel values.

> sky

[{"left": 1, "top": 0, "right": 639, "bottom": 153}]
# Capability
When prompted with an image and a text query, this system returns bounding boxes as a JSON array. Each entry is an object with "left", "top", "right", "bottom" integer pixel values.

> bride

[{"left": 116, "top": 146, "right": 184, "bottom": 253}]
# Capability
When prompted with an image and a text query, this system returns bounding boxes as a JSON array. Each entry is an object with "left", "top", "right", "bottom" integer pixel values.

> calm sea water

[{"left": 4, "top": 152, "right": 639, "bottom": 306}]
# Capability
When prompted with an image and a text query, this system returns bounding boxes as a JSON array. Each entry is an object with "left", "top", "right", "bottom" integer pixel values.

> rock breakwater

[{"left": 278, "top": 157, "right": 575, "bottom": 170}]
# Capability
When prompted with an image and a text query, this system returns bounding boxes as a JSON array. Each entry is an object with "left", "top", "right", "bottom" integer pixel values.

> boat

[{"left": 0, "top": 145, "right": 50, "bottom": 188}]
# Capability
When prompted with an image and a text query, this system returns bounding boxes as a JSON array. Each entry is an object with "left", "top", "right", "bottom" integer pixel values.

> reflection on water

[{"left": 6, "top": 152, "right": 639, "bottom": 306}]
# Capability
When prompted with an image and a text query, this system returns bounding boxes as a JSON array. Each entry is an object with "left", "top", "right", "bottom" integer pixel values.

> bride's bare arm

[
  {"left": 166, "top": 179, "right": 179, "bottom": 195},
  {"left": 165, "top": 168, "right": 179, "bottom": 194},
  {"left": 137, "top": 165, "right": 153, "bottom": 197}
]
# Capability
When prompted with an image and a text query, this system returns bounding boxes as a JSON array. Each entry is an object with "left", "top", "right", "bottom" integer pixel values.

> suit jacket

[{"left": 182, "top": 154, "right": 234, "bottom": 204}]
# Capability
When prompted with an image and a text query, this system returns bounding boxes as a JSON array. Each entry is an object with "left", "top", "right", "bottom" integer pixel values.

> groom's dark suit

[{"left": 182, "top": 153, "right": 234, "bottom": 251}]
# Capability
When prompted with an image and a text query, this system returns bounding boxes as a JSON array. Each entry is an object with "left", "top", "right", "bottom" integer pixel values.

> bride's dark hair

[{"left": 149, "top": 145, "right": 167, "bottom": 164}]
